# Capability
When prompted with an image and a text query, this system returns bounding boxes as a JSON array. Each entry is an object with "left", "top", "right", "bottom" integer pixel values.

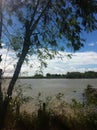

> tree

[
  {"left": 5, "top": 0, "right": 97, "bottom": 97},
  {"left": 0, "top": 0, "right": 97, "bottom": 128}
]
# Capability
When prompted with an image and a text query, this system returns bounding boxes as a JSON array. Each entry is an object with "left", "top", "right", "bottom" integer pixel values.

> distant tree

[
  {"left": 84, "top": 71, "right": 97, "bottom": 78},
  {"left": 46, "top": 73, "right": 51, "bottom": 78},
  {"left": 34, "top": 73, "right": 44, "bottom": 78},
  {"left": 0, "top": 0, "right": 97, "bottom": 128},
  {"left": 66, "top": 71, "right": 97, "bottom": 78},
  {"left": 66, "top": 72, "right": 83, "bottom": 78}
]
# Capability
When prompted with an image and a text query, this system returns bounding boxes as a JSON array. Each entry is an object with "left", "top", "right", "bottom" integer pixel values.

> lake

[{"left": 2, "top": 78, "right": 97, "bottom": 103}]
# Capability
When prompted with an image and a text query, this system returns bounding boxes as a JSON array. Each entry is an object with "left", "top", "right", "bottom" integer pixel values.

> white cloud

[
  {"left": 88, "top": 43, "right": 95, "bottom": 46},
  {"left": 43, "top": 51, "right": 97, "bottom": 75},
  {"left": 67, "top": 52, "right": 97, "bottom": 65},
  {"left": 0, "top": 48, "right": 97, "bottom": 76},
  {"left": 0, "top": 48, "right": 17, "bottom": 76}
]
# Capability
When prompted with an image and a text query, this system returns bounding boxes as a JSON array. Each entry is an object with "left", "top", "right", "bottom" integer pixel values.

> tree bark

[{"left": 7, "top": 44, "right": 30, "bottom": 97}]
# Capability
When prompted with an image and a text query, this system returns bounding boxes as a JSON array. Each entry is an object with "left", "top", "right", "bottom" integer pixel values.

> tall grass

[{"left": 1, "top": 84, "right": 97, "bottom": 130}]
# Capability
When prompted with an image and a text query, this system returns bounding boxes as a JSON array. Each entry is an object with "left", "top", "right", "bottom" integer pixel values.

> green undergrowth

[{"left": 1, "top": 84, "right": 97, "bottom": 130}]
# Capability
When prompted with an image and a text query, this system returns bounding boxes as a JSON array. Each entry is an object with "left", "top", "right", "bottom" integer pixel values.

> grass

[{"left": 1, "top": 84, "right": 97, "bottom": 130}]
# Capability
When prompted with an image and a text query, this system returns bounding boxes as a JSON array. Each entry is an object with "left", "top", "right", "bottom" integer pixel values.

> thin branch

[
  {"left": 30, "top": 0, "right": 50, "bottom": 36},
  {"left": 29, "top": 0, "right": 40, "bottom": 27},
  {"left": 3, "top": 24, "right": 12, "bottom": 43}
]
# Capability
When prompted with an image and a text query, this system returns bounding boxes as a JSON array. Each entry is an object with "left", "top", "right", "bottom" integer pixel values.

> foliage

[
  {"left": 34, "top": 74, "right": 44, "bottom": 78},
  {"left": 9, "top": 84, "right": 32, "bottom": 116},
  {"left": 31, "top": 71, "right": 97, "bottom": 78},
  {"left": 84, "top": 84, "right": 97, "bottom": 105},
  {"left": 66, "top": 71, "right": 97, "bottom": 78},
  {"left": 46, "top": 73, "right": 66, "bottom": 78},
  {"left": 2, "top": 87, "right": 97, "bottom": 130},
  {"left": 3, "top": 0, "right": 97, "bottom": 58}
]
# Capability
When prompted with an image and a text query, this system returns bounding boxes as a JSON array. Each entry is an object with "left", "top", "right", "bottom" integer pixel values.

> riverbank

[{"left": 2, "top": 85, "right": 97, "bottom": 130}]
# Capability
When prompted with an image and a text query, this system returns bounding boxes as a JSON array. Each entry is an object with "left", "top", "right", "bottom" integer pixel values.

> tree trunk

[
  {"left": 0, "top": 69, "right": 3, "bottom": 128},
  {"left": 0, "top": 69, "right": 2, "bottom": 97},
  {"left": 7, "top": 45, "right": 29, "bottom": 97},
  {"left": 0, "top": 44, "right": 30, "bottom": 129}
]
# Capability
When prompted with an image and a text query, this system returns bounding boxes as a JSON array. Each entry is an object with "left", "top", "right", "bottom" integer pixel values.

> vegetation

[
  {"left": 3, "top": 71, "right": 97, "bottom": 79},
  {"left": 1, "top": 84, "right": 97, "bottom": 130},
  {"left": 66, "top": 71, "right": 97, "bottom": 79},
  {"left": 30, "top": 71, "right": 97, "bottom": 78},
  {"left": 84, "top": 84, "right": 97, "bottom": 105}
]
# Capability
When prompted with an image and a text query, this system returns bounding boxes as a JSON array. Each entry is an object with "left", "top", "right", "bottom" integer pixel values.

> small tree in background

[{"left": 0, "top": 0, "right": 97, "bottom": 128}]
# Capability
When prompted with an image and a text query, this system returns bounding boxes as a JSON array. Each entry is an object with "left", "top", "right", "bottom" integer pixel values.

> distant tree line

[
  {"left": 66, "top": 71, "right": 97, "bottom": 79},
  {"left": 32, "top": 71, "right": 97, "bottom": 79}
]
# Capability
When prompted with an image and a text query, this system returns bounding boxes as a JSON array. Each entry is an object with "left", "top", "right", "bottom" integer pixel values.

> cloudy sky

[
  {"left": 0, "top": 1, "right": 97, "bottom": 77},
  {"left": 0, "top": 30, "right": 97, "bottom": 76}
]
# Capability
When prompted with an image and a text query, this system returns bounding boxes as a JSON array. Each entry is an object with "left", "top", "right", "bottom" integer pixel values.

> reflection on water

[{"left": 2, "top": 78, "right": 97, "bottom": 102}]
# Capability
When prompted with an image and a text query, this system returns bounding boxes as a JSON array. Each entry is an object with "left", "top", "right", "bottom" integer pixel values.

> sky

[
  {"left": 0, "top": 30, "right": 97, "bottom": 76},
  {"left": 80, "top": 31, "right": 97, "bottom": 52},
  {"left": 0, "top": 1, "right": 97, "bottom": 76}
]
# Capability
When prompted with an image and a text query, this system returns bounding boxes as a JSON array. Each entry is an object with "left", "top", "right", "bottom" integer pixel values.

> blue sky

[
  {"left": 1, "top": 30, "right": 97, "bottom": 76},
  {"left": 0, "top": 22, "right": 97, "bottom": 76},
  {"left": 0, "top": 30, "right": 97, "bottom": 76},
  {"left": 80, "top": 31, "right": 97, "bottom": 52},
  {"left": 23, "top": 30, "right": 97, "bottom": 76}
]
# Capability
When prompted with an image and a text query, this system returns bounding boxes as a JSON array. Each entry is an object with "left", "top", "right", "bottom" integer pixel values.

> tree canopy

[{"left": 3, "top": 0, "right": 97, "bottom": 53}]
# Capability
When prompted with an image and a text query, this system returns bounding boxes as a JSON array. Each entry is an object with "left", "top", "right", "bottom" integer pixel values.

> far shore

[
  {"left": 3, "top": 77, "right": 97, "bottom": 79},
  {"left": 2, "top": 71, "right": 97, "bottom": 79}
]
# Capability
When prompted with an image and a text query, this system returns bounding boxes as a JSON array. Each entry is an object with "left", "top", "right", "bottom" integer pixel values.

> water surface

[{"left": 3, "top": 79, "right": 97, "bottom": 102}]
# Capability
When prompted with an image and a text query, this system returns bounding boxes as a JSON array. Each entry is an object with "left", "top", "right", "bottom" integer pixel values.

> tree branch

[
  {"left": 29, "top": 0, "right": 40, "bottom": 27},
  {"left": 29, "top": 0, "right": 50, "bottom": 36}
]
